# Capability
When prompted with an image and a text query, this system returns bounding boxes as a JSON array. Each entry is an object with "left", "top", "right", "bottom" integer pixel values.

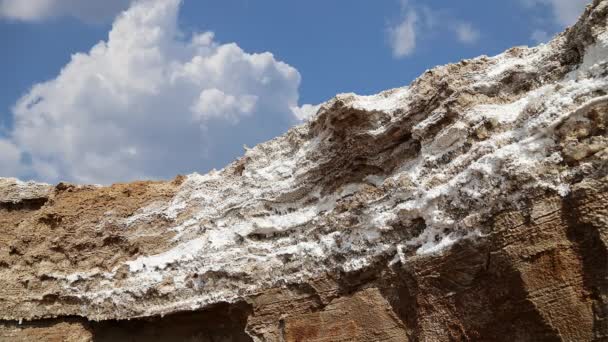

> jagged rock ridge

[{"left": 1, "top": 1, "right": 607, "bottom": 341}]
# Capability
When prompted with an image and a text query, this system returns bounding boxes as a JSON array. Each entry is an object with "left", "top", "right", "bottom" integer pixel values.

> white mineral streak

[
  {"left": 15, "top": 20, "right": 608, "bottom": 319},
  {"left": 0, "top": 178, "right": 51, "bottom": 203}
]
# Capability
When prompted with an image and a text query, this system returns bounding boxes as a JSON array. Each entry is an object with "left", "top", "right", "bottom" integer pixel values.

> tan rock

[{"left": 1, "top": 1, "right": 607, "bottom": 341}]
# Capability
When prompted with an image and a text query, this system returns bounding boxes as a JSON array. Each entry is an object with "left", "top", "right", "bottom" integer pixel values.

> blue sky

[{"left": 0, "top": 0, "right": 589, "bottom": 184}]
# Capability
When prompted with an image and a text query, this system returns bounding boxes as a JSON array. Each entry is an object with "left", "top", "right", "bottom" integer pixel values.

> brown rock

[{"left": 1, "top": 1, "right": 607, "bottom": 341}]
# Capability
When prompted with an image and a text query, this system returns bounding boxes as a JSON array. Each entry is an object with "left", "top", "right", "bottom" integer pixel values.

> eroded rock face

[{"left": 1, "top": 1, "right": 607, "bottom": 341}]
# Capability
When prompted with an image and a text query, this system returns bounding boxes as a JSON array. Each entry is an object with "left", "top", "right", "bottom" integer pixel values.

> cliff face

[{"left": 1, "top": 1, "right": 607, "bottom": 341}]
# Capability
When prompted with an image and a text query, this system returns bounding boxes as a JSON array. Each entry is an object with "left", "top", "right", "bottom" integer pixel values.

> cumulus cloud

[
  {"left": 0, "top": 139, "right": 21, "bottom": 177},
  {"left": 522, "top": 0, "right": 588, "bottom": 26},
  {"left": 291, "top": 103, "right": 321, "bottom": 122},
  {"left": 453, "top": 22, "right": 480, "bottom": 44},
  {"left": 191, "top": 88, "right": 258, "bottom": 124},
  {"left": 0, "top": 0, "right": 131, "bottom": 22},
  {"left": 6, "top": 0, "right": 302, "bottom": 184}
]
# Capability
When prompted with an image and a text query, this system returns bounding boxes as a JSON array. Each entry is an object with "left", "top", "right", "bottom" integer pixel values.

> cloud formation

[
  {"left": 388, "top": 1, "right": 481, "bottom": 58},
  {"left": 453, "top": 22, "right": 480, "bottom": 44},
  {"left": 5, "top": 0, "right": 302, "bottom": 184},
  {"left": 0, "top": 139, "right": 21, "bottom": 176},
  {"left": 0, "top": 0, "right": 131, "bottom": 22},
  {"left": 291, "top": 103, "right": 321, "bottom": 122},
  {"left": 389, "top": 10, "right": 418, "bottom": 58}
]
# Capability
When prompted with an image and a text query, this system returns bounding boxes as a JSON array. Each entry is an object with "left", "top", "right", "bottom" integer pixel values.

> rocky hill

[{"left": 1, "top": 0, "right": 607, "bottom": 341}]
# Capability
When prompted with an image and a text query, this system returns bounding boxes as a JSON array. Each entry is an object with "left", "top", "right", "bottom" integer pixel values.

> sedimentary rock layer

[{"left": 1, "top": 0, "right": 607, "bottom": 340}]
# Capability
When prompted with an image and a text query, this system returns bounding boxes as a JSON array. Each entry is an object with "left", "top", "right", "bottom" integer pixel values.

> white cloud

[
  {"left": 454, "top": 22, "right": 480, "bottom": 44},
  {"left": 6, "top": 0, "right": 302, "bottom": 184},
  {"left": 389, "top": 10, "right": 418, "bottom": 58},
  {"left": 0, "top": 139, "right": 21, "bottom": 177},
  {"left": 522, "top": 0, "right": 589, "bottom": 26},
  {"left": 530, "top": 29, "right": 551, "bottom": 43},
  {"left": 191, "top": 88, "right": 258, "bottom": 124},
  {"left": 388, "top": 2, "right": 480, "bottom": 58},
  {"left": 291, "top": 103, "right": 321, "bottom": 121},
  {"left": 0, "top": 0, "right": 131, "bottom": 22}
]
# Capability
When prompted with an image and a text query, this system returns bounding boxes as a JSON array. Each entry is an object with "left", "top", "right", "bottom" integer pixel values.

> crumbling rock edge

[{"left": 1, "top": 1, "right": 607, "bottom": 341}]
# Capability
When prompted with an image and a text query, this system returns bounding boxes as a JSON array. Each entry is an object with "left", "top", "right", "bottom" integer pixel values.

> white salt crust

[{"left": 16, "top": 30, "right": 608, "bottom": 319}]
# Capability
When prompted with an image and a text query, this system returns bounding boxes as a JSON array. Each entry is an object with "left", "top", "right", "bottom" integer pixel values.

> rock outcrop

[{"left": 1, "top": 1, "right": 607, "bottom": 341}]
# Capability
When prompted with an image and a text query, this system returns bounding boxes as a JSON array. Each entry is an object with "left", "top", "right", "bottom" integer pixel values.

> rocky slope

[{"left": 1, "top": 1, "right": 608, "bottom": 341}]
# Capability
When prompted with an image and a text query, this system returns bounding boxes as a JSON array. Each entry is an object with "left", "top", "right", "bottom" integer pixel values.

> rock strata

[{"left": 1, "top": 1, "right": 608, "bottom": 341}]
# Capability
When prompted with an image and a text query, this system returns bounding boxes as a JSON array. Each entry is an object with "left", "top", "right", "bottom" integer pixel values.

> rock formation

[{"left": 1, "top": 1, "right": 607, "bottom": 341}]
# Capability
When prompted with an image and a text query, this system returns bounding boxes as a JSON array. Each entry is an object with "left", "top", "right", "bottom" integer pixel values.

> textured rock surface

[{"left": 1, "top": 1, "right": 608, "bottom": 341}]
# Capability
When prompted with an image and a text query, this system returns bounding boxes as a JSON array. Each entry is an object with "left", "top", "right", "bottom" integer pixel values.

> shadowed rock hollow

[{"left": 1, "top": 1, "right": 608, "bottom": 341}]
